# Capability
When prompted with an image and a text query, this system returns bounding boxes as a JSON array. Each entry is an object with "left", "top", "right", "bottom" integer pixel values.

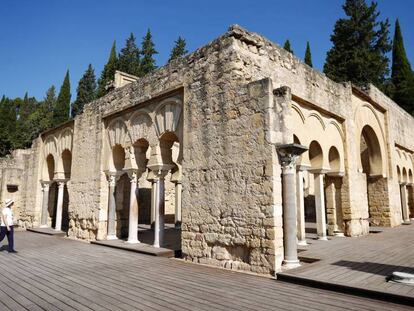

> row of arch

[
  {"left": 396, "top": 148, "right": 414, "bottom": 184},
  {"left": 292, "top": 103, "right": 345, "bottom": 174}
]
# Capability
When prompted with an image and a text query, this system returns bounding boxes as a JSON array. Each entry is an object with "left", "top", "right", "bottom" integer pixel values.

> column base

[
  {"left": 107, "top": 235, "right": 118, "bottom": 240},
  {"left": 402, "top": 220, "right": 411, "bottom": 225},
  {"left": 317, "top": 236, "right": 329, "bottom": 241},
  {"left": 126, "top": 239, "right": 140, "bottom": 244},
  {"left": 283, "top": 259, "right": 301, "bottom": 269},
  {"left": 54, "top": 228, "right": 62, "bottom": 232},
  {"left": 153, "top": 242, "right": 160, "bottom": 248},
  {"left": 297, "top": 240, "right": 308, "bottom": 246},
  {"left": 334, "top": 231, "right": 345, "bottom": 237},
  {"left": 39, "top": 225, "right": 49, "bottom": 228}
]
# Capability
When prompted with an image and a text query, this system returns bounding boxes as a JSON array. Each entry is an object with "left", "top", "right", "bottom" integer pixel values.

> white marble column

[
  {"left": 106, "top": 174, "right": 118, "bottom": 240},
  {"left": 174, "top": 181, "right": 182, "bottom": 228},
  {"left": 54, "top": 181, "right": 65, "bottom": 231},
  {"left": 314, "top": 172, "right": 328, "bottom": 240},
  {"left": 153, "top": 171, "right": 167, "bottom": 248},
  {"left": 127, "top": 171, "right": 139, "bottom": 243},
  {"left": 277, "top": 143, "right": 308, "bottom": 269},
  {"left": 150, "top": 180, "right": 156, "bottom": 228},
  {"left": 400, "top": 183, "right": 410, "bottom": 223},
  {"left": 296, "top": 170, "right": 307, "bottom": 245},
  {"left": 40, "top": 182, "right": 51, "bottom": 228}
]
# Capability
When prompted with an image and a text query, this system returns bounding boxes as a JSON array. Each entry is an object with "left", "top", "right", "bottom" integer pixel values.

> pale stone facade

[{"left": 1, "top": 25, "right": 413, "bottom": 275}]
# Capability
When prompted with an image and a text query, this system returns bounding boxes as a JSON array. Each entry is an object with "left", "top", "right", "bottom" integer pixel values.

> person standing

[{"left": 0, "top": 199, "right": 17, "bottom": 253}]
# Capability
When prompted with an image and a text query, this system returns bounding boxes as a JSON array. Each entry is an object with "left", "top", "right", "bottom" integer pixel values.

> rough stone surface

[{"left": 1, "top": 25, "right": 414, "bottom": 276}]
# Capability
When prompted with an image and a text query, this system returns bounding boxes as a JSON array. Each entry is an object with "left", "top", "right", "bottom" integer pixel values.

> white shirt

[{"left": 1, "top": 208, "right": 13, "bottom": 227}]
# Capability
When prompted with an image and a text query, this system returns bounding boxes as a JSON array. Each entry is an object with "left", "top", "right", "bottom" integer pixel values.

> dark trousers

[{"left": 0, "top": 226, "right": 14, "bottom": 251}]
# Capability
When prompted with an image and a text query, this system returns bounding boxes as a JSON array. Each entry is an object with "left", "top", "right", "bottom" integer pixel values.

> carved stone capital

[
  {"left": 41, "top": 181, "right": 51, "bottom": 192},
  {"left": 276, "top": 143, "right": 308, "bottom": 175}
]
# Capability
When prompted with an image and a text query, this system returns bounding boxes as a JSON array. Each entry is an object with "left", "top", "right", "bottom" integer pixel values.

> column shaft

[
  {"left": 107, "top": 176, "right": 117, "bottom": 240},
  {"left": 282, "top": 166, "right": 299, "bottom": 267},
  {"left": 296, "top": 170, "right": 307, "bottom": 245},
  {"left": 54, "top": 182, "right": 65, "bottom": 231},
  {"left": 400, "top": 184, "right": 409, "bottom": 223},
  {"left": 150, "top": 181, "right": 156, "bottom": 227},
  {"left": 314, "top": 173, "right": 328, "bottom": 240},
  {"left": 127, "top": 174, "right": 139, "bottom": 243},
  {"left": 40, "top": 183, "right": 50, "bottom": 227},
  {"left": 153, "top": 176, "right": 165, "bottom": 248},
  {"left": 174, "top": 182, "right": 182, "bottom": 228}
]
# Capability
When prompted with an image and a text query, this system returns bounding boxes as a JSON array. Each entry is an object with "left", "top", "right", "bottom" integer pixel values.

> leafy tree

[
  {"left": 97, "top": 41, "right": 118, "bottom": 97},
  {"left": 0, "top": 96, "right": 17, "bottom": 156},
  {"left": 53, "top": 71, "right": 71, "bottom": 126},
  {"left": 304, "top": 41, "right": 313, "bottom": 67},
  {"left": 283, "top": 39, "right": 293, "bottom": 54},
  {"left": 140, "top": 29, "right": 158, "bottom": 75},
  {"left": 13, "top": 94, "right": 39, "bottom": 149},
  {"left": 390, "top": 19, "right": 414, "bottom": 114},
  {"left": 118, "top": 33, "right": 141, "bottom": 77},
  {"left": 323, "top": 0, "right": 391, "bottom": 89},
  {"left": 168, "top": 36, "right": 188, "bottom": 62},
  {"left": 72, "top": 64, "right": 97, "bottom": 117}
]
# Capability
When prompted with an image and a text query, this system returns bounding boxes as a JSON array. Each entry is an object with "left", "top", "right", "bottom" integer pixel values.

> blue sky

[{"left": 1, "top": 0, "right": 413, "bottom": 100}]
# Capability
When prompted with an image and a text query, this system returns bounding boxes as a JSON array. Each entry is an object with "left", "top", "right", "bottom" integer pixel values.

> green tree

[
  {"left": 72, "top": 64, "right": 97, "bottom": 117},
  {"left": 0, "top": 96, "right": 17, "bottom": 156},
  {"left": 323, "top": 0, "right": 391, "bottom": 89},
  {"left": 168, "top": 36, "right": 188, "bottom": 62},
  {"left": 13, "top": 94, "right": 39, "bottom": 149},
  {"left": 118, "top": 33, "right": 141, "bottom": 77},
  {"left": 304, "top": 41, "right": 313, "bottom": 67},
  {"left": 391, "top": 19, "right": 414, "bottom": 114},
  {"left": 53, "top": 71, "right": 71, "bottom": 126},
  {"left": 140, "top": 29, "right": 158, "bottom": 75},
  {"left": 283, "top": 39, "right": 293, "bottom": 54},
  {"left": 97, "top": 41, "right": 118, "bottom": 98}
]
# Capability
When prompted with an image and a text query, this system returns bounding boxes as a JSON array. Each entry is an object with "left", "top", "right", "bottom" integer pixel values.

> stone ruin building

[{"left": 1, "top": 25, "right": 413, "bottom": 275}]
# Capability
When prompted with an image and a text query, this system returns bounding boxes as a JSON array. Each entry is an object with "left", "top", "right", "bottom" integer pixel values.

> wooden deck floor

[
  {"left": 278, "top": 222, "right": 414, "bottom": 302},
  {"left": 0, "top": 231, "right": 409, "bottom": 310}
]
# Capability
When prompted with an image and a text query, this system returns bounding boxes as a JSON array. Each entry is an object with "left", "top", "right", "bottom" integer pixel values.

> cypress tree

[
  {"left": 53, "top": 71, "right": 71, "bottom": 126},
  {"left": 140, "top": 29, "right": 158, "bottom": 75},
  {"left": 97, "top": 41, "right": 118, "bottom": 98},
  {"left": 391, "top": 19, "right": 414, "bottom": 114},
  {"left": 118, "top": 33, "right": 140, "bottom": 77},
  {"left": 283, "top": 40, "right": 293, "bottom": 54},
  {"left": 168, "top": 36, "right": 188, "bottom": 63},
  {"left": 304, "top": 41, "right": 313, "bottom": 67},
  {"left": 323, "top": 0, "right": 391, "bottom": 89},
  {"left": 0, "top": 96, "right": 17, "bottom": 156},
  {"left": 72, "top": 64, "right": 97, "bottom": 117}
]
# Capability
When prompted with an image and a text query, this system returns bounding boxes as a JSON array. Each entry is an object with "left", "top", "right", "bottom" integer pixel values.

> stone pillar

[
  {"left": 296, "top": 169, "right": 307, "bottom": 245},
  {"left": 314, "top": 172, "right": 328, "bottom": 240},
  {"left": 277, "top": 143, "right": 308, "bottom": 269},
  {"left": 153, "top": 171, "right": 167, "bottom": 248},
  {"left": 174, "top": 181, "right": 182, "bottom": 228},
  {"left": 106, "top": 173, "right": 118, "bottom": 240},
  {"left": 40, "top": 182, "right": 51, "bottom": 228},
  {"left": 54, "top": 181, "right": 65, "bottom": 231},
  {"left": 151, "top": 180, "right": 156, "bottom": 227},
  {"left": 126, "top": 170, "right": 140, "bottom": 244},
  {"left": 400, "top": 183, "right": 410, "bottom": 223}
]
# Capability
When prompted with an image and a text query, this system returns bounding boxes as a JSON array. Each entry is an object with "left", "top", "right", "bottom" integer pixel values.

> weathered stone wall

[{"left": 1, "top": 24, "right": 414, "bottom": 276}]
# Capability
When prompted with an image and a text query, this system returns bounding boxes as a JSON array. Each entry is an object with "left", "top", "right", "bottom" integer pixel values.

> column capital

[
  {"left": 40, "top": 181, "right": 52, "bottom": 191},
  {"left": 276, "top": 143, "right": 308, "bottom": 174},
  {"left": 105, "top": 171, "right": 120, "bottom": 187},
  {"left": 54, "top": 179, "right": 68, "bottom": 188},
  {"left": 124, "top": 168, "right": 145, "bottom": 183}
]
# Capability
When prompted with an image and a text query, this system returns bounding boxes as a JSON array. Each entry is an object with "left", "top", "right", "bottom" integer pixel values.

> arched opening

[
  {"left": 112, "top": 145, "right": 125, "bottom": 171},
  {"left": 397, "top": 166, "right": 402, "bottom": 183},
  {"left": 133, "top": 139, "right": 151, "bottom": 226},
  {"left": 402, "top": 168, "right": 408, "bottom": 184},
  {"left": 360, "top": 125, "right": 382, "bottom": 176},
  {"left": 115, "top": 172, "right": 130, "bottom": 239},
  {"left": 159, "top": 131, "right": 181, "bottom": 248},
  {"left": 46, "top": 154, "right": 55, "bottom": 181},
  {"left": 309, "top": 141, "right": 323, "bottom": 169},
  {"left": 61, "top": 149, "right": 72, "bottom": 231},
  {"left": 407, "top": 170, "right": 414, "bottom": 220},
  {"left": 62, "top": 150, "right": 72, "bottom": 179},
  {"left": 328, "top": 146, "right": 340, "bottom": 172},
  {"left": 360, "top": 125, "right": 388, "bottom": 226}
]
